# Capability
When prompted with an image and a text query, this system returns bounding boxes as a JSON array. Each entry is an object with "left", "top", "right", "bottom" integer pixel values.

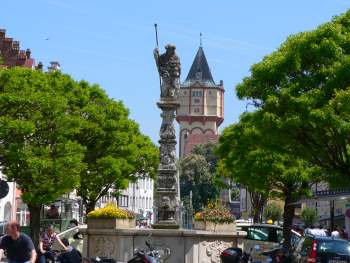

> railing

[{"left": 312, "top": 189, "right": 350, "bottom": 197}]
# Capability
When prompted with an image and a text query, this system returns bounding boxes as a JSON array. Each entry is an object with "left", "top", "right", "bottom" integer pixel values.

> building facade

[{"left": 97, "top": 177, "right": 154, "bottom": 225}]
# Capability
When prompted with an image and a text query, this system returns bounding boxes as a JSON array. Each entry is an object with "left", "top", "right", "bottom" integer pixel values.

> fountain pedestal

[{"left": 152, "top": 100, "right": 180, "bottom": 229}]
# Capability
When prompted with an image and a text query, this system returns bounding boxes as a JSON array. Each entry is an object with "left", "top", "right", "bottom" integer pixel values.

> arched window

[{"left": 4, "top": 202, "right": 11, "bottom": 221}]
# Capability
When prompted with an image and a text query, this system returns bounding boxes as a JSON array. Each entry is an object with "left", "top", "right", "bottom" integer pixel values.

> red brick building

[{"left": 0, "top": 29, "right": 35, "bottom": 69}]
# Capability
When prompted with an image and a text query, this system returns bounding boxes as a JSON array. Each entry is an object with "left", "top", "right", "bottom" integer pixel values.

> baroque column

[{"left": 152, "top": 44, "right": 181, "bottom": 228}]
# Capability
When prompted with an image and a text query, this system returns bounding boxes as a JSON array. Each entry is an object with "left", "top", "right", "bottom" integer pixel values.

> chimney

[
  {"left": 0, "top": 29, "right": 5, "bottom": 39},
  {"left": 48, "top": 61, "right": 60, "bottom": 72},
  {"left": 36, "top": 61, "right": 43, "bottom": 71},
  {"left": 25, "top": 48, "right": 31, "bottom": 59}
]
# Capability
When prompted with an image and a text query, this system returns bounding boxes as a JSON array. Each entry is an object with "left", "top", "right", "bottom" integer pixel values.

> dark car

[{"left": 293, "top": 235, "right": 350, "bottom": 263}]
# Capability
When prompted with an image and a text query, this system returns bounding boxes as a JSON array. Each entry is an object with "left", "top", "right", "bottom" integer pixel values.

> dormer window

[{"left": 195, "top": 71, "right": 202, "bottom": 80}]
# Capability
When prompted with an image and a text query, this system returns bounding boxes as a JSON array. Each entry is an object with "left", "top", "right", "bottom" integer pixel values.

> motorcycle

[
  {"left": 220, "top": 247, "right": 250, "bottom": 263},
  {"left": 261, "top": 247, "right": 290, "bottom": 263},
  {"left": 83, "top": 239, "right": 170, "bottom": 263},
  {"left": 127, "top": 240, "right": 161, "bottom": 263}
]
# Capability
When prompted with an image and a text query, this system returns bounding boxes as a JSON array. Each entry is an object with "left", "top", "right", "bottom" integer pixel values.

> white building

[
  {"left": 0, "top": 171, "right": 16, "bottom": 223},
  {"left": 98, "top": 177, "right": 154, "bottom": 224}
]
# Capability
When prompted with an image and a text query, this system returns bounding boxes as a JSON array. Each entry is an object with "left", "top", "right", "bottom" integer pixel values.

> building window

[
  {"left": 118, "top": 195, "right": 128, "bottom": 207},
  {"left": 194, "top": 108, "right": 200, "bottom": 113},
  {"left": 194, "top": 98, "right": 200, "bottom": 103},
  {"left": 192, "top": 90, "right": 202, "bottom": 97}
]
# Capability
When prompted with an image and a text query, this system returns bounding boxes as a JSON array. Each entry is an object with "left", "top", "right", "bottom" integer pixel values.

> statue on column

[{"left": 154, "top": 44, "right": 181, "bottom": 99}]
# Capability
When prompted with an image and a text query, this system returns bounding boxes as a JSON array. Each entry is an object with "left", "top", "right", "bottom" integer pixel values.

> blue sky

[{"left": 1, "top": 1, "right": 349, "bottom": 145}]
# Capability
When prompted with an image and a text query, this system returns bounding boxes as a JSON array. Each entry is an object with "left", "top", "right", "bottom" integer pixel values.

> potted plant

[
  {"left": 194, "top": 203, "right": 235, "bottom": 232},
  {"left": 87, "top": 203, "right": 136, "bottom": 229}
]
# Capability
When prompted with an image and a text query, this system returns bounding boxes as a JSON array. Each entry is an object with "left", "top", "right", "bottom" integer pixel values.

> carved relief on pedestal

[
  {"left": 160, "top": 111, "right": 176, "bottom": 139},
  {"left": 159, "top": 144, "right": 176, "bottom": 169},
  {"left": 91, "top": 236, "right": 116, "bottom": 258},
  {"left": 203, "top": 240, "right": 232, "bottom": 263},
  {"left": 157, "top": 173, "right": 177, "bottom": 189}
]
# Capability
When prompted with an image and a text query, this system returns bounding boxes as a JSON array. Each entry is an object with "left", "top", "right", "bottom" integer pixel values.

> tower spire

[{"left": 200, "top": 32, "right": 202, "bottom": 47}]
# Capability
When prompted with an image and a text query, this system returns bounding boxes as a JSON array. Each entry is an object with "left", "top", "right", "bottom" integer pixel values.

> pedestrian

[
  {"left": 39, "top": 225, "right": 67, "bottom": 263},
  {"left": 46, "top": 204, "right": 60, "bottom": 219},
  {"left": 0, "top": 220, "right": 37, "bottom": 263},
  {"left": 340, "top": 227, "right": 348, "bottom": 239},
  {"left": 331, "top": 227, "right": 340, "bottom": 238}
]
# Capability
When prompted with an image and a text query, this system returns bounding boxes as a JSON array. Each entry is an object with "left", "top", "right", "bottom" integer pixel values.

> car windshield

[{"left": 317, "top": 240, "right": 350, "bottom": 255}]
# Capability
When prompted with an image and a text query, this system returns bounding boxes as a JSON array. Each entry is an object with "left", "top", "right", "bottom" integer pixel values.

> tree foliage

[
  {"left": 217, "top": 10, "right": 350, "bottom": 249},
  {"left": 216, "top": 112, "right": 318, "bottom": 249},
  {"left": 0, "top": 67, "right": 159, "bottom": 245},
  {"left": 301, "top": 207, "right": 318, "bottom": 228},
  {"left": 179, "top": 142, "right": 221, "bottom": 211},
  {"left": 0, "top": 68, "right": 86, "bottom": 245},
  {"left": 263, "top": 203, "right": 282, "bottom": 222},
  {"left": 75, "top": 84, "right": 158, "bottom": 212},
  {"left": 236, "top": 10, "right": 350, "bottom": 186}
]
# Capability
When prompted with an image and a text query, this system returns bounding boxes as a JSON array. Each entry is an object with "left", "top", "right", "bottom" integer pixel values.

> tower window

[{"left": 192, "top": 91, "right": 202, "bottom": 97}]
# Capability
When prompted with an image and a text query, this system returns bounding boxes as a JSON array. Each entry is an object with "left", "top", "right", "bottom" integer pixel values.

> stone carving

[
  {"left": 160, "top": 111, "right": 176, "bottom": 139},
  {"left": 154, "top": 44, "right": 181, "bottom": 99},
  {"left": 157, "top": 195, "right": 177, "bottom": 221},
  {"left": 157, "top": 174, "right": 176, "bottom": 189},
  {"left": 160, "top": 144, "right": 176, "bottom": 168},
  {"left": 153, "top": 44, "right": 180, "bottom": 228},
  {"left": 203, "top": 240, "right": 232, "bottom": 263},
  {"left": 92, "top": 237, "right": 116, "bottom": 257}
]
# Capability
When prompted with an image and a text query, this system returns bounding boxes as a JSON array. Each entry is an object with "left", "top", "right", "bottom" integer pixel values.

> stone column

[{"left": 153, "top": 44, "right": 181, "bottom": 229}]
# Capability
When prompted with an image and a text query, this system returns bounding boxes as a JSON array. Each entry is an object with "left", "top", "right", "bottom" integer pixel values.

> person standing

[
  {"left": 0, "top": 220, "right": 37, "bottom": 263},
  {"left": 331, "top": 227, "right": 340, "bottom": 238}
]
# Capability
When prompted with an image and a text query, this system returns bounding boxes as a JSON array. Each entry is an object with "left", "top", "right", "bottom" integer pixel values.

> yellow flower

[{"left": 87, "top": 202, "right": 135, "bottom": 219}]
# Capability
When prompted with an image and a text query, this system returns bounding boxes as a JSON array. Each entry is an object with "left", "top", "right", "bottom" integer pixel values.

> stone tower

[{"left": 176, "top": 46, "right": 224, "bottom": 157}]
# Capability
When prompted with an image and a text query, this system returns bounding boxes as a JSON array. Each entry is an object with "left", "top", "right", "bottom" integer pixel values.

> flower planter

[
  {"left": 194, "top": 221, "right": 236, "bottom": 232},
  {"left": 88, "top": 218, "right": 136, "bottom": 229}
]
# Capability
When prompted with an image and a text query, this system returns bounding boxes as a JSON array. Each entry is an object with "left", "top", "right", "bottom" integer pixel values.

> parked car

[
  {"left": 292, "top": 235, "right": 350, "bottom": 263},
  {"left": 236, "top": 223, "right": 302, "bottom": 263}
]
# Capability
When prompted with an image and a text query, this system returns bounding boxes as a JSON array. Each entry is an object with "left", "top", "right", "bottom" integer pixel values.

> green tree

[
  {"left": 216, "top": 112, "right": 318, "bottom": 249},
  {"left": 75, "top": 84, "right": 159, "bottom": 213},
  {"left": 301, "top": 207, "right": 318, "bottom": 228},
  {"left": 264, "top": 203, "right": 282, "bottom": 223},
  {"left": 0, "top": 68, "right": 85, "bottom": 246},
  {"left": 236, "top": 10, "right": 350, "bottom": 186},
  {"left": 179, "top": 142, "right": 221, "bottom": 211}
]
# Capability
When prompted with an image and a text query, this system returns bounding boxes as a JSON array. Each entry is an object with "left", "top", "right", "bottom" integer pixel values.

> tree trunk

[
  {"left": 28, "top": 204, "right": 42, "bottom": 249},
  {"left": 282, "top": 191, "right": 296, "bottom": 251},
  {"left": 250, "top": 192, "right": 267, "bottom": 223},
  {"left": 85, "top": 200, "right": 96, "bottom": 214}
]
